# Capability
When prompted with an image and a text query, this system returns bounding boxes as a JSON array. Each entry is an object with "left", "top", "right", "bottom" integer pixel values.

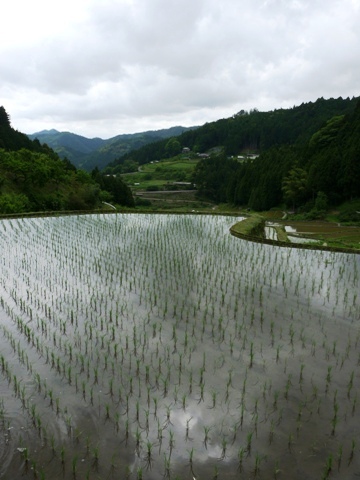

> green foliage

[
  {"left": 282, "top": 167, "right": 308, "bottom": 210},
  {"left": 230, "top": 215, "right": 265, "bottom": 237},
  {"left": 0, "top": 106, "right": 135, "bottom": 214},
  {"left": 0, "top": 193, "right": 30, "bottom": 213},
  {"left": 165, "top": 138, "right": 181, "bottom": 157},
  {"left": 191, "top": 98, "right": 360, "bottom": 211},
  {"left": 0, "top": 107, "right": 42, "bottom": 152},
  {"left": 91, "top": 168, "right": 135, "bottom": 207},
  {"left": 121, "top": 159, "right": 139, "bottom": 173},
  {"left": 135, "top": 197, "right": 152, "bottom": 207},
  {"left": 2, "top": 97, "right": 359, "bottom": 214},
  {"left": 338, "top": 199, "right": 360, "bottom": 223},
  {"left": 109, "top": 96, "right": 358, "bottom": 173},
  {"left": 309, "top": 115, "right": 344, "bottom": 148},
  {"left": 314, "top": 191, "right": 328, "bottom": 212},
  {"left": 146, "top": 185, "right": 160, "bottom": 191},
  {"left": 192, "top": 154, "right": 238, "bottom": 202},
  {"left": 0, "top": 146, "right": 105, "bottom": 213},
  {"left": 301, "top": 192, "right": 329, "bottom": 220}
]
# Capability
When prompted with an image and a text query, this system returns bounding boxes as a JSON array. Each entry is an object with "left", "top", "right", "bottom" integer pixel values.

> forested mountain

[
  {"left": 0, "top": 106, "right": 134, "bottom": 214},
  {"left": 28, "top": 126, "right": 196, "bottom": 171},
  {"left": 193, "top": 98, "right": 360, "bottom": 215},
  {"left": 0, "top": 107, "right": 43, "bottom": 152},
  {"left": 104, "top": 96, "right": 358, "bottom": 174},
  {"left": 28, "top": 129, "right": 105, "bottom": 157}
]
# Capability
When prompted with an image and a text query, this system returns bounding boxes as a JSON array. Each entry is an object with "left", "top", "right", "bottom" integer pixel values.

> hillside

[
  {"left": 28, "top": 126, "right": 197, "bottom": 171},
  {"left": 104, "top": 96, "right": 359, "bottom": 174},
  {"left": 98, "top": 96, "right": 359, "bottom": 217},
  {"left": 193, "top": 98, "right": 360, "bottom": 216},
  {"left": 0, "top": 106, "right": 134, "bottom": 214}
]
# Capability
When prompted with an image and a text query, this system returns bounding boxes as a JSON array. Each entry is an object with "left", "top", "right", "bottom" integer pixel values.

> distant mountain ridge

[{"left": 28, "top": 126, "right": 197, "bottom": 171}]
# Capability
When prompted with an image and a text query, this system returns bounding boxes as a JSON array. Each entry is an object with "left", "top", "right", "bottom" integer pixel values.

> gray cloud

[{"left": 1, "top": 0, "right": 359, "bottom": 138}]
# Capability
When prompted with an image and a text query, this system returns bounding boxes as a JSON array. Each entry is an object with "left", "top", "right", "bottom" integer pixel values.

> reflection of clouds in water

[
  {"left": 171, "top": 402, "right": 200, "bottom": 430},
  {"left": 206, "top": 443, "right": 223, "bottom": 460},
  {"left": 168, "top": 399, "right": 236, "bottom": 463}
]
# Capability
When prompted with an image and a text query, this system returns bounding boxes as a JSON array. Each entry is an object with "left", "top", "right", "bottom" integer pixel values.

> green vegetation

[
  {"left": 336, "top": 199, "right": 360, "bottom": 223},
  {"left": 0, "top": 106, "right": 134, "bottom": 214},
  {"left": 100, "top": 95, "right": 359, "bottom": 223},
  {"left": 123, "top": 157, "right": 197, "bottom": 190},
  {"left": 105, "top": 96, "right": 358, "bottom": 172},
  {"left": 229, "top": 215, "right": 265, "bottom": 237},
  {"left": 192, "top": 99, "right": 360, "bottom": 215},
  {"left": 118, "top": 156, "right": 207, "bottom": 211},
  {"left": 28, "top": 126, "right": 196, "bottom": 171}
]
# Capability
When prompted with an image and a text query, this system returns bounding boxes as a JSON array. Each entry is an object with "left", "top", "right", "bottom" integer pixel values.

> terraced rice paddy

[{"left": 0, "top": 213, "right": 359, "bottom": 479}]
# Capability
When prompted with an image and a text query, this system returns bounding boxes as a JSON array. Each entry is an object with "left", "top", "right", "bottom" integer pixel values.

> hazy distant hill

[
  {"left": 28, "top": 129, "right": 105, "bottom": 153},
  {"left": 28, "top": 126, "right": 197, "bottom": 171}
]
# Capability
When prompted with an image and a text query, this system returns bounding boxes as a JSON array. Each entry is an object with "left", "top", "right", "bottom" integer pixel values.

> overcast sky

[{"left": 1, "top": 0, "right": 360, "bottom": 139}]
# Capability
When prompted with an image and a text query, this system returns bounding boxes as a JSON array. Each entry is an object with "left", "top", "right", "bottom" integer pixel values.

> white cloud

[{"left": 1, "top": 0, "right": 359, "bottom": 138}]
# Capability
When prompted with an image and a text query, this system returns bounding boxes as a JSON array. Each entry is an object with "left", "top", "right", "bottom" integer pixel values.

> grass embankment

[
  {"left": 274, "top": 225, "right": 289, "bottom": 242},
  {"left": 230, "top": 215, "right": 265, "bottom": 238}
]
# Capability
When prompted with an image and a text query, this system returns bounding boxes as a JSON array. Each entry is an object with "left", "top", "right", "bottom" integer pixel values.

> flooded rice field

[
  {"left": 279, "top": 220, "right": 360, "bottom": 246},
  {"left": 0, "top": 213, "right": 359, "bottom": 479}
]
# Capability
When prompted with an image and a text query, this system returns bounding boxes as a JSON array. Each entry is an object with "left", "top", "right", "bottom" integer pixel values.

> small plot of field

[
  {"left": 279, "top": 221, "right": 360, "bottom": 250},
  {"left": 135, "top": 190, "right": 214, "bottom": 212},
  {"left": 123, "top": 158, "right": 198, "bottom": 193},
  {"left": 0, "top": 214, "right": 359, "bottom": 479},
  {"left": 131, "top": 179, "right": 170, "bottom": 190},
  {"left": 124, "top": 157, "right": 200, "bottom": 210},
  {"left": 140, "top": 159, "right": 198, "bottom": 175},
  {"left": 263, "top": 219, "right": 360, "bottom": 251}
]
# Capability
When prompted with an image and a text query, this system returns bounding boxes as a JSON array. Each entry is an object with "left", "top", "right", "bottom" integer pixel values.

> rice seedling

[
  {"left": 144, "top": 440, "right": 154, "bottom": 470},
  {"left": 348, "top": 439, "right": 356, "bottom": 465},
  {"left": 163, "top": 452, "right": 171, "bottom": 479},
  {"left": 72, "top": 455, "right": 78, "bottom": 478}
]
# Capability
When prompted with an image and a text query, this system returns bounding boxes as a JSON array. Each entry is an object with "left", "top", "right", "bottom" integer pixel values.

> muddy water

[
  {"left": 281, "top": 220, "right": 360, "bottom": 240},
  {"left": 0, "top": 214, "right": 359, "bottom": 479}
]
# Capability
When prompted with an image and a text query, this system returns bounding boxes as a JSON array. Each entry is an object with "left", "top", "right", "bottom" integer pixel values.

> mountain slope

[
  {"left": 105, "top": 96, "right": 359, "bottom": 173},
  {"left": 29, "top": 129, "right": 105, "bottom": 153},
  {"left": 28, "top": 126, "right": 197, "bottom": 171},
  {"left": 0, "top": 107, "right": 135, "bottom": 213},
  {"left": 193, "top": 98, "right": 360, "bottom": 212}
]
